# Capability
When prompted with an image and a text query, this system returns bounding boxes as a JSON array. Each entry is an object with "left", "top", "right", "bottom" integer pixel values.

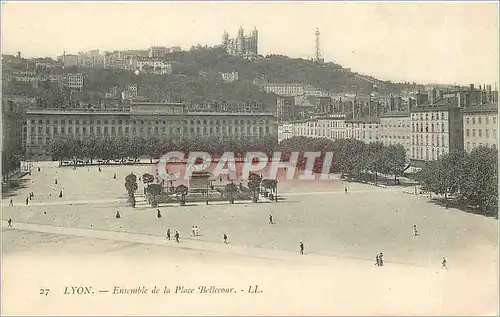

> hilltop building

[{"left": 222, "top": 27, "right": 258, "bottom": 59}]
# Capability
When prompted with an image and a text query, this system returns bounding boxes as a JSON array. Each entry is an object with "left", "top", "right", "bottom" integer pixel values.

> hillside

[
  {"left": 2, "top": 46, "right": 412, "bottom": 108},
  {"left": 167, "top": 46, "right": 407, "bottom": 94}
]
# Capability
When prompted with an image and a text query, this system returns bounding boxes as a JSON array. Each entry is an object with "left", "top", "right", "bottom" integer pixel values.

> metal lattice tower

[{"left": 315, "top": 28, "right": 321, "bottom": 62}]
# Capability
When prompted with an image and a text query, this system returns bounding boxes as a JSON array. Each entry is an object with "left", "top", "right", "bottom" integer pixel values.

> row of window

[
  {"left": 29, "top": 133, "right": 268, "bottom": 146},
  {"left": 412, "top": 147, "right": 447, "bottom": 161},
  {"left": 380, "top": 123, "right": 410, "bottom": 128},
  {"left": 466, "top": 142, "right": 496, "bottom": 151},
  {"left": 30, "top": 119, "right": 271, "bottom": 125},
  {"left": 412, "top": 134, "right": 447, "bottom": 147},
  {"left": 30, "top": 125, "right": 271, "bottom": 135},
  {"left": 411, "top": 112, "right": 446, "bottom": 120},
  {"left": 380, "top": 135, "right": 409, "bottom": 139},
  {"left": 465, "top": 116, "right": 497, "bottom": 125},
  {"left": 412, "top": 123, "right": 445, "bottom": 133},
  {"left": 300, "top": 122, "right": 345, "bottom": 128},
  {"left": 346, "top": 132, "right": 377, "bottom": 140},
  {"left": 465, "top": 128, "right": 497, "bottom": 138}
]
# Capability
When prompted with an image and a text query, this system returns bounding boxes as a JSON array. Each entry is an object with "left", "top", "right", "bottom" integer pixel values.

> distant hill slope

[
  {"left": 167, "top": 46, "right": 405, "bottom": 95},
  {"left": 2, "top": 47, "right": 412, "bottom": 108}
]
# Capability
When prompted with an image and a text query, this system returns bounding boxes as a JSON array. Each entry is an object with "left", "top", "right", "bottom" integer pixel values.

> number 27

[{"left": 39, "top": 288, "right": 50, "bottom": 296}]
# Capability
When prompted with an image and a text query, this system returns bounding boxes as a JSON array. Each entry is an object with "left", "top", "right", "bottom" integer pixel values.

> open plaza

[{"left": 1, "top": 161, "right": 498, "bottom": 315}]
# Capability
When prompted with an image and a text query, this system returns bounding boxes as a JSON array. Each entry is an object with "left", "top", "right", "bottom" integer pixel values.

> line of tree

[
  {"left": 418, "top": 147, "right": 498, "bottom": 216},
  {"left": 2, "top": 151, "right": 22, "bottom": 181},
  {"left": 48, "top": 135, "right": 407, "bottom": 184}
]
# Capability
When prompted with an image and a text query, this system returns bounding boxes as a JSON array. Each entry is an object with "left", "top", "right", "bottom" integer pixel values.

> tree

[
  {"left": 49, "top": 138, "right": 69, "bottom": 166},
  {"left": 145, "top": 183, "right": 163, "bottom": 207},
  {"left": 247, "top": 172, "right": 262, "bottom": 203},
  {"left": 461, "top": 147, "right": 498, "bottom": 214},
  {"left": 83, "top": 137, "right": 100, "bottom": 164},
  {"left": 382, "top": 144, "right": 407, "bottom": 184},
  {"left": 175, "top": 184, "right": 188, "bottom": 206},
  {"left": 225, "top": 182, "right": 237, "bottom": 204},
  {"left": 365, "top": 142, "right": 384, "bottom": 185},
  {"left": 124, "top": 173, "right": 138, "bottom": 207},
  {"left": 142, "top": 173, "right": 155, "bottom": 185}
]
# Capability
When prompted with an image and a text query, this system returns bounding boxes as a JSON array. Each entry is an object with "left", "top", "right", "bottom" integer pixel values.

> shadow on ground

[
  {"left": 429, "top": 198, "right": 498, "bottom": 219},
  {"left": 2, "top": 178, "right": 30, "bottom": 199}
]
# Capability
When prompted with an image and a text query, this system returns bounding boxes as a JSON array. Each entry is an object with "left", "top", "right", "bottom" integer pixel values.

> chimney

[
  {"left": 429, "top": 88, "right": 436, "bottom": 105},
  {"left": 470, "top": 84, "right": 474, "bottom": 91},
  {"left": 487, "top": 85, "right": 492, "bottom": 102}
]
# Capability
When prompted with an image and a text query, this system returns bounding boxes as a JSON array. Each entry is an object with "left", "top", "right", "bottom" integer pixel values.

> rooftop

[
  {"left": 462, "top": 103, "right": 498, "bottom": 114},
  {"left": 380, "top": 112, "right": 410, "bottom": 118},
  {"left": 345, "top": 117, "right": 380, "bottom": 124},
  {"left": 410, "top": 104, "right": 461, "bottom": 113}
]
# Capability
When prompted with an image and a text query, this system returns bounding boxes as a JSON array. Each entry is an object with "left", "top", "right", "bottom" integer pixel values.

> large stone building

[
  {"left": 409, "top": 105, "right": 463, "bottom": 165},
  {"left": 63, "top": 73, "right": 84, "bottom": 91},
  {"left": 379, "top": 112, "right": 411, "bottom": 156},
  {"left": 264, "top": 83, "right": 304, "bottom": 96},
  {"left": 24, "top": 102, "right": 277, "bottom": 159},
  {"left": 277, "top": 115, "right": 346, "bottom": 143},
  {"left": 463, "top": 104, "right": 498, "bottom": 152},
  {"left": 2, "top": 99, "right": 26, "bottom": 158},
  {"left": 222, "top": 27, "right": 258, "bottom": 59},
  {"left": 132, "top": 58, "right": 172, "bottom": 75},
  {"left": 276, "top": 96, "right": 297, "bottom": 123},
  {"left": 345, "top": 118, "right": 380, "bottom": 144},
  {"left": 148, "top": 46, "right": 170, "bottom": 58}
]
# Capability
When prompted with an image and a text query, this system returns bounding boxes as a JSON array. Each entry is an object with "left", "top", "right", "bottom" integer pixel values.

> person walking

[
  {"left": 223, "top": 233, "right": 228, "bottom": 244},
  {"left": 166, "top": 228, "right": 171, "bottom": 241},
  {"left": 113, "top": 173, "right": 117, "bottom": 179},
  {"left": 7, "top": 218, "right": 13, "bottom": 228},
  {"left": 175, "top": 231, "right": 180, "bottom": 243},
  {"left": 191, "top": 226, "right": 196, "bottom": 237},
  {"left": 157, "top": 209, "right": 161, "bottom": 219},
  {"left": 269, "top": 214, "right": 273, "bottom": 224},
  {"left": 413, "top": 225, "right": 418, "bottom": 237},
  {"left": 379, "top": 253, "right": 384, "bottom": 266},
  {"left": 115, "top": 211, "right": 121, "bottom": 219},
  {"left": 299, "top": 241, "right": 304, "bottom": 255},
  {"left": 195, "top": 226, "right": 199, "bottom": 237},
  {"left": 344, "top": 186, "right": 348, "bottom": 193},
  {"left": 55, "top": 178, "right": 58, "bottom": 185},
  {"left": 441, "top": 257, "right": 448, "bottom": 270},
  {"left": 59, "top": 190, "right": 63, "bottom": 198},
  {"left": 375, "top": 254, "right": 380, "bottom": 266},
  {"left": 25, "top": 197, "right": 29, "bottom": 205},
  {"left": 9, "top": 199, "right": 13, "bottom": 207}
]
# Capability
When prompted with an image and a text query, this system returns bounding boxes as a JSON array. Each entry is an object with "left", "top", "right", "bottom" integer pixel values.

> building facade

[
  {"left": 57, "top": 54, "right": 78, "bottom": 67},
  {"left": 133, "top": 58, "right": 172, "bottom": 75},
  {"left": 278, "top": 115, "right": 346, "bottom": 142},
  {"left": 463, "top": 104, "right": 498, "bottom": 152},
  {"left": 264, "top": 83, "right": 304, "bottom": 96},
  {"left": 278, "top": 124, "right": 293, "bottom": 143},
  {"left": 63, "top": 73, "right": 84, "bottom": 91},
  {"left": 379, "top": 112, "right": 411, "bottom": 156},
  {"left": 345, "top": 118, "right": 380, "bottom": 144},
  {"left": 77, "top": 50, "right": 105, "bottom": 68},
  {"left": 24, "top": 102, "right": 277, "bottom": 159},
  {"left": 276, "top": 96, "right": 296, "bottom": 123},
  {"left": 222, "top": 27, "right": 258, "bottom": 59},
  {"left": 221, "top": 71, "right": 239, "bottom": 83},
  {"left": 148, "top": 46, "right": 170, "bottom": 58},
  {"left": 410, "top": 106, "right": 464, "bottom": 165}
]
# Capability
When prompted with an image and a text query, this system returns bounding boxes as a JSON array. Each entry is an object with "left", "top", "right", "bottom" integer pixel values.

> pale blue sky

[{"left": 1, "top": 1, "right": 498, "bottom": 85}]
